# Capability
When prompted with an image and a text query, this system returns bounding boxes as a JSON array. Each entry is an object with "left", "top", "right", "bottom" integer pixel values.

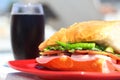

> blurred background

[{"left": 0, "top": 0, "right": 120, "bottom": 53}]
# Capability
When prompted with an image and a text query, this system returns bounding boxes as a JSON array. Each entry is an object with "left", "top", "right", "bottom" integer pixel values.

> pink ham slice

[{"left": 36, "top": 54, "right": 120, "bottom": 73}]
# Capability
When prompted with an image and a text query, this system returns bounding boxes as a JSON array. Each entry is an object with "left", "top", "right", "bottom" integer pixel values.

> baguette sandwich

[{"left": 36, "top": 20, "right": 120, "bottom": 73}]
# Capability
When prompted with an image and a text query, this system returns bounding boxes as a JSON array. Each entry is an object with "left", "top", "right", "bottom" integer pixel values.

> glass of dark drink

[{"left": 10, "top": 3, "right": 45, "bottom": 60}]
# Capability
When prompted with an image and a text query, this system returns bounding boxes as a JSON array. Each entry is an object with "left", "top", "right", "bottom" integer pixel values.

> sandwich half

[{"left": 36, "top": 20, "right": 120, "bottom": 73}]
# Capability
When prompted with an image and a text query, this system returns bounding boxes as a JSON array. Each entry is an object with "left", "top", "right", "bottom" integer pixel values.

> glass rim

[{"left": 11, "top": 3, "right": 44, "bottom": 15}]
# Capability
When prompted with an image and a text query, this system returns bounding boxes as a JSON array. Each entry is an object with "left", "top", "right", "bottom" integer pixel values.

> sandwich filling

[
  {"left": 41, "top": 41, "right": 119, "bottom": 58},
  {"left": 37, "top": 41, "right": 120, "bottom": 72}
]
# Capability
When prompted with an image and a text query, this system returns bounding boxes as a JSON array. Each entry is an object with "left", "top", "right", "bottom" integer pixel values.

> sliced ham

[
  {"left": 36, "top": 50, "right": 120, "bottom": 72},
  {"left": 75, "top": 50, "right": 120, "bottom": 61},
  {"left": 41, "top": 50, "right": 120, "bottom": 61},
  {"left": 71, "top": 54, "right": 114, "bottom": 62},
  {"left": 36, "top": 54, "right": 120, "bottom": 73},
  {"left": 36, "top": 56, "right": 60, "bottom": 63}
]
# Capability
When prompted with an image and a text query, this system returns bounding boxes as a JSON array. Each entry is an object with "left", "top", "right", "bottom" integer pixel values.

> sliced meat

[
  {"left": 36, "top": 54, "right": 120, "bottom": 72},
  {"left": 75, "top": 50, "right": 120, "bottom": 61}
]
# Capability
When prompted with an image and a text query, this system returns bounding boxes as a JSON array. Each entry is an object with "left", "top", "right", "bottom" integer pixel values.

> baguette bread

[{"left": 39, "top": 20, "right": 120, "bottom": 53}]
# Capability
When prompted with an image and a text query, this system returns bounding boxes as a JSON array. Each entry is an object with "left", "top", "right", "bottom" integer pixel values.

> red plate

[{"left": 8, "top": 59, "right": 120, "bottom": 80}]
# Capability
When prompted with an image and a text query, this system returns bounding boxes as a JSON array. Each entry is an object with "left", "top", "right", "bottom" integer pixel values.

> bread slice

[{"left": 39, "top": 20, "right": 120, "bottom": 53}]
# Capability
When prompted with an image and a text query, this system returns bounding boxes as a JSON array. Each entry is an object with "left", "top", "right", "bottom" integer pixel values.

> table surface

[{"left": 6, "top": 72, "right": 44, "bottom": 80}]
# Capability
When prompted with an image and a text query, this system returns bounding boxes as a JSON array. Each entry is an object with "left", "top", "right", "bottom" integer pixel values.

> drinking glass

[{"left": 10, "top": 3, "right": 45, "bottom": 60}]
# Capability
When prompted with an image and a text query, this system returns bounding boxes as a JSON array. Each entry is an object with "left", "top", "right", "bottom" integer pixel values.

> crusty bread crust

[{"left": 39, "top": 20, "right": 120, "bottom": 53}]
